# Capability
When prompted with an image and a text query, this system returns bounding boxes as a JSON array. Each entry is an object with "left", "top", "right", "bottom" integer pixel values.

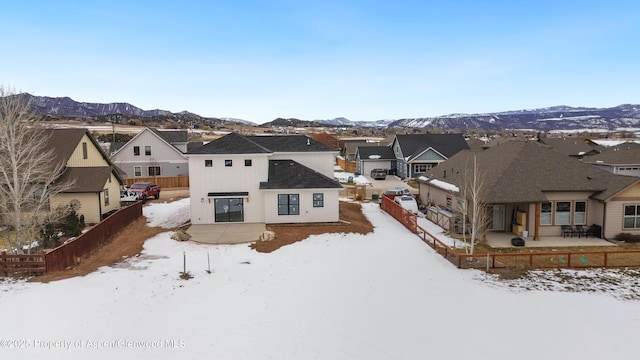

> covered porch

[{"left": 484, "top": 231, "right": 615, "bottom": 248}]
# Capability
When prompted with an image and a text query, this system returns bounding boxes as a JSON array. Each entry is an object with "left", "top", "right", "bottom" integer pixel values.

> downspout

[
  {"left": 602, "top": 200, "right": 607, "bottom": 240},
  {"left": 98, "top": 191, "right": 103, "bottom": 221},
  {"left": 534, "top": 202, "right": 540, "bottom": 240}
]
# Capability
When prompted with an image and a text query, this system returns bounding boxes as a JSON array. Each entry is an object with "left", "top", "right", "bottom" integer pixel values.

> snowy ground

[{"left": 1, "top": 199, "right": 640, "bottom": 359}]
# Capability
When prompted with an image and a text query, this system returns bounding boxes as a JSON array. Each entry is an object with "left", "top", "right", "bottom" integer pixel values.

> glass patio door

[
  {"left": 214, "top": 198, "right": 244, "bottom": 222},
  {"left": 487, "top": 205, "right": 505, "bottom": 231}
]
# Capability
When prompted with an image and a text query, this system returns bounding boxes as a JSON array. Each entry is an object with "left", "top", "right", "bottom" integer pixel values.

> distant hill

[
  {"left": 16, "top": 93, "right": 640, "bottom": 131},
  {"left": 16, "top": 93, "right": 256, "bottom": 126}
]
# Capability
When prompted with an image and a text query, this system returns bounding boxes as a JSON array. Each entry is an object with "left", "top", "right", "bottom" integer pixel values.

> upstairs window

[
  {"left": 82, "top": 142, "right": 88, "bottom": 159},
  {"left": 133, "top": 146, "right": 140, "bottom": 156},
  {"left": 245, "top": 159, "right": 252, "bottom": 167},
  {"left": 145, "top": 146, "right": 151, "bottom": 156},
  {"left": 225, "top": 160, "right": 233, "bottom": 167},
  {"left": 205, "top": 160, "right": 213, "bottom": 167}
]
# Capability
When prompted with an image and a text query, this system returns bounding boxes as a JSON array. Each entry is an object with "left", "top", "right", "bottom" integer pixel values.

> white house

[
  {"left": 110, "top": 127, "right": 188, "bottom": 178},
  {"left": 187, "top": 133, "right": 342, "bottom": 225}
]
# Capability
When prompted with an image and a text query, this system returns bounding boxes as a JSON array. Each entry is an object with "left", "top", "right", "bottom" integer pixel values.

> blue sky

[{"left": 2, "top": 1, "right": 639, "bottom": 123}]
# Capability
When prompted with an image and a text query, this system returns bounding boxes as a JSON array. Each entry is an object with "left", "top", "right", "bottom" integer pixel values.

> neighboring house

[
  {"left": 354, "top": 146, "right": 396, "bottom": 175},
  {"left": 390, "top": 134, "right": 469, "bottom": 179},
  {"left": 188, "top": 133, "right": 342, "bottom": 225},
  {"left": 538, "top": 137, "right": 600, "bottom": 158},
  {"left": 110, "top": 127, "right": 188, "bottom": 178},
  {"left": 417, "top": 141, "right": 640, "bottom": 241},
  {"left": 46, "top": 129, "right": 125, "bottom": 224},
  {"left": 583, "top": 144, "right": 640, "bottom": 177}
]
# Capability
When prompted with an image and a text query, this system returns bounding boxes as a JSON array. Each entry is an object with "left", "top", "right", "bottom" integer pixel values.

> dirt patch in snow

[{"left": 251, "top": 201, "right": 374, "bottom": 253}]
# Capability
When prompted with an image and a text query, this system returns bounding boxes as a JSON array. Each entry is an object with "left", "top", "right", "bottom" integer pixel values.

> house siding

[
  {"left": 51, "top": 193, "right": 101, "bottom": 224},
  {"left": 189, "top": 154, "right": 269, "bottom": 224},
  {"left": 68, "top": 134, "right": 111, "bottom": 167},
  {"left": 269, "top": 152, "right": 335, "bottom": 179},
  {"left": 112, "top": 129, "right": 188, "bottom": 178},
  {"left": 606, "top": 182, "right": 640, "bottom": 238},
  {"left": 263, "top": 189, "right": 340, "bottom": 224}
]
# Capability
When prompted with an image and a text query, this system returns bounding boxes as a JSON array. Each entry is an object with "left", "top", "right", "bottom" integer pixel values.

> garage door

[{"left": 363, "top": 161, "right": 390, "bottom": 174}]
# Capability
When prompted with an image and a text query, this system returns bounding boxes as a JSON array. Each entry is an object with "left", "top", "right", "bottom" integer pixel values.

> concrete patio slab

[
  {"left": 486, "top": 232, "right": 616, "bottom": 248},
  {"left": 186, "top": 223, "right": 266, "bottom": 245}
]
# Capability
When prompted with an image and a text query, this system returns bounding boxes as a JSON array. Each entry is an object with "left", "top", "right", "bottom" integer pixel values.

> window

[
  {"left": 278, "top": 194, "right": 299, "bottom": 215},
  {"left": 574, "top": 201, "right": 586, "bottom": 225},
  {"left": 82, "top": 142, "right": 88, "bottom": 159},
  {"left": 205, "top": 160, "right": 213, "bottom": 167},
  {"left": 133, "top": 146, "right": 140, "bottom": 156},
  {"left": 540, "top": 202, "right": 552, "bottom": 225},
  {"left": 245, "top": 159, "right": 252, "bottom": 167},
  {"left": 225, "top": 159, "right": 233, "bottom": 167},
  {"left": 413, "top": 164, "right": 432, "bottom": 174},
  {"left": 104, "top": 189, "right": 109, "bottom": 206},
  {"left": 624, "top": 205, "right": 640, "bottom": 229},
  {"left": 145, "top": 146, "right": 151, "bottom": 156},
  {"left": 446, "top": 196, "right": 452, "bottom": 210},
  {"left": 148, "top": 166, "right": 161, "bottom": 176},
  {"left": 313, "top": 193, "right": 324, "bottom": 207},
  {"left": 555, "top": 201, "right": 571, "bottom": 225},
  {"left": 134, "top": 166, "right": 142, "bottom": 177}
]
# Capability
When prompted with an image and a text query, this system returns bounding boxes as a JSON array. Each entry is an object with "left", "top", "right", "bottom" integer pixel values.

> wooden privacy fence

[
  {"left": 381, "top": 199, "right": 640, "bottom": 270},
  {"left": 380, "top": 195, "right": 417, "bottom": 233},
  {"left": 44, "top": 201, "right": 143, "bottom": 273},
  {"left": 336, "top": 158, "right": 357, "bottom": 173},
  {"left": 1, "top": 252, "right": 46, "bottom": 276},
  {"left": 124, "top": 176, "right": 189, "bottom": 188}
]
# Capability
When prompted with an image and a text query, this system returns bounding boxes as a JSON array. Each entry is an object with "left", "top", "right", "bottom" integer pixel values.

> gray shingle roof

[
  {"left": 356, "top": 146, "right": 395, "bottom": 160},
  {"left": 583, "top": 147, "right": 640, "bottom": 165},
  {"left": 150, "top": 128, "right": 188, "bottom": 143},
  {"left": 423, "top": 141, "right": 628, "bottom": 203},
  {"left": 538, "top": 137, "right": 599, "bottom": 157},
  {"left": 57, "top": 167, "right": 114, "bottom": 193},
  {"left": 259, "top": 160, "right": 343, "bottom": 190},
  {"left": 395, "top": 134, "right": 469, "bottom": 160},
  {"left": 188, "top": 133, "right": 272, "bottom": 154},
  {"left": 246, "top": 135, "right": 335, "bottom": 152},
  {"left": 188, "top": 133, "right": 337, "bottom": 154}
]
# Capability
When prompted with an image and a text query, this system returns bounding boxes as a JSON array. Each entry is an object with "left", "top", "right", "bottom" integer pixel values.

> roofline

[{"left": 111, "top": 127, "right": 187, "bottom": 158}]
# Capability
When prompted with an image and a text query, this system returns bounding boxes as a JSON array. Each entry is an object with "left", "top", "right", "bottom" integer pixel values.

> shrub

[{"left": 614, "top": 233, "right": 640, "bottom": 243}]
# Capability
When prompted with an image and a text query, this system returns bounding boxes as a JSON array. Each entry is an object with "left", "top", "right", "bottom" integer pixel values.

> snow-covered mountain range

[{"left": 18, "top": 93, "right": 640, "bottom": 131}]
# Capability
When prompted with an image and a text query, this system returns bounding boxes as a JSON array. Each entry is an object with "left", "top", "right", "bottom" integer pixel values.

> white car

[
  {"left": 120, "top": 188, "right": 140, "bottom": 202},
  {"left": 394, "top": 195, "right": 419, "bottom": 214}
]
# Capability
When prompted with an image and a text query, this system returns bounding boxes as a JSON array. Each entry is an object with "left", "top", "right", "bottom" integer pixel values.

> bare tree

[
  {"left": 0, "top": 86, "right": 73, "bottom": 253},
  {"left": 456, "top": 153, "right": 489, "bottom": 255}
]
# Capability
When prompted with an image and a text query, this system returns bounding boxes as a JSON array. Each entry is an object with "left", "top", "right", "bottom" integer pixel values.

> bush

[
  {"left": 39, "top": 210, "right": 86, "bottom": 248},
  {"left": 614, "top": 233, "right": 640, "bottom": 243}
]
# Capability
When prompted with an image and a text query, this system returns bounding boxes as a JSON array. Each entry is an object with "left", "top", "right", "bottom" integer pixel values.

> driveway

[{"left": 361, "top": 175, "right": 418, "bottom": 200}]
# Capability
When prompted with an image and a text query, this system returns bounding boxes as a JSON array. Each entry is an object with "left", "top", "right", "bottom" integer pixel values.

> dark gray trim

[{"left": 208, "top": 191, "right": 249, "bottom": 197}]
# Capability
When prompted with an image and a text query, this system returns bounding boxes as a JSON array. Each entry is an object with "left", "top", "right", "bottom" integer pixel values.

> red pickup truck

[{"left": 129, "top": 182, "right": 161, "bottom": 203}]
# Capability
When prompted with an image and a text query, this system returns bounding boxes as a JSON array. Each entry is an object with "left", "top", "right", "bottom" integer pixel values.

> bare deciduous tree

[
  {"left": 456, "top": 153, "right": 489, "bottom": 255},
  {"left": 0, "top": 86, "right": 73, "bottom": 253}
]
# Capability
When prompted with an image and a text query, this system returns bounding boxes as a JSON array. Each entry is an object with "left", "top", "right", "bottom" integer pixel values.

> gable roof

[
  {"left": 356, "top": 146, "right": 396, "bottom": 160},
  {"left": 246, "top": 135, "right": 336, "bottom": 152},
  {"left": 149, "top": 128, "right": 188, "bottom": 143},
  {"left": 188, "top": 132, "right": 272, "bottom": 154},
  {"left": 584, "top": 146, "right": 640, "bottom": 166},
  {"left": 188, "top": 133, "right": 337, "bottom": 155},
  {"left": 259, "top": 160, "right": 343, "bottom": 190},
  {"left": 538, "top": 137, "right": 599, "bottom": 157},
  {"left": 42, "top": 128, "right": 124, "bottom": 186},
  {"left": 111, "top": 127, "right": 187, "bottom": 157},
  {"left": 423, "top": 141, "right": 623, "bottom": 203},
  {"left": 394, "top": 134, "right": 469, "bottom": 159}
]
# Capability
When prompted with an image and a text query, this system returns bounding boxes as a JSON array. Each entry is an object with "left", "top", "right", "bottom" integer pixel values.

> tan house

[
  {"left": 47, "top": 129, "right": 125, "bottom": 224},
  {"left": 417, "top": 141, "right": 640, "bottom": 241}
]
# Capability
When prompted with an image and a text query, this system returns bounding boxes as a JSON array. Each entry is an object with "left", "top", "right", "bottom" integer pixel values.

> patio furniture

[
  {"left": 575, "top": 225, "right": 587, "bottom": 238},
  {"left": 561, "top": 225, "right": 574, "bottom": 238},
  {"left": 511, "top": 237, "right": 525, "bottom": 246}
]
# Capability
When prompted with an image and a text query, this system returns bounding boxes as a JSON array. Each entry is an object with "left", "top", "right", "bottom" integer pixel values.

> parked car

[
  {"left": 129, "top": 182, "right": 161, "bottom": 203},
  {"left": 370, "top": 168, "right": 387, "bottom": 180},
  {"left": 394, "top": 195, "right": 419, "bottom": 214},
  {"left": 383, "top": 187, "right": 413, "bottom": 198}
]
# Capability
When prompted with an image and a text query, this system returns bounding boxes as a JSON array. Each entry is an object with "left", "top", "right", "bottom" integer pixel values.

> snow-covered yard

[{"left": 1, "top": 199, "right": 639, "bottom": 359}]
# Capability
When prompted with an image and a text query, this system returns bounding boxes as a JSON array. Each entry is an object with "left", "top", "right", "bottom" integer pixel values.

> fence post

[{"left": 1, "top": 251, "right": 6, "bottom": 276}]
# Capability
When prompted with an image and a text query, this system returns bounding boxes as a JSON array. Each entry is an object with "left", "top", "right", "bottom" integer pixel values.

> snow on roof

[
  {"left": 368, "top": 154, "right": 381, "bottom": 159},
  {"left": 429, "top": 178, "right": 459, "bottom": 192}
]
